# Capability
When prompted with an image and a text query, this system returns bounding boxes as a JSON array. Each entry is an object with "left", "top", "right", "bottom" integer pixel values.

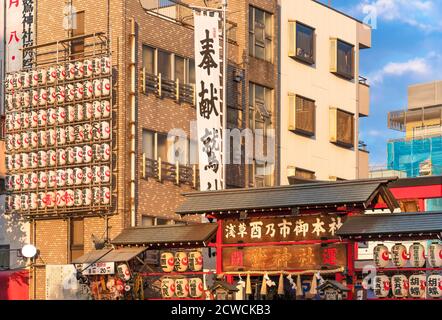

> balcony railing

[
  {"left": 142, "top": 71, "right": 195, "bottom": 105},
  {"left": 141, "top": 155, "right": 199, "bottom": 189}
]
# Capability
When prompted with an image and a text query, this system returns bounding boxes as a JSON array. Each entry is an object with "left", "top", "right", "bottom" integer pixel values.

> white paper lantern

[
  {"left": 32, "top": 90, "right": 39, "bottom": 107},
  {"left": 85, "top": 81, "right": 93, "bottom": 98},
  {"left": 161, "top": 278, "right": 175, "bottom": 299},
  {"left": 48, "top": 170, "right": 57, "bottom": 188},
  {"left": 23, "top": 91, "right": 30, "bottom": 108},
  {"left": 14, "top": 73, "right": 23, "bottom": 90},
  {"left": 13, "top": 154, "right": 21, "bottom": 170},
  {"left": 31, "top": 70, "right": 39, "bottom": 86},
  {"left": 56, "top": 190, "right": 66, "bottom": 207},
  {"left": 39, "top": 88, "right": 48, "bottom": 106},
  {"left": 37, "top": 192, "right": 47, "bottom": 209},
  {"left": 65, "top": 189, "right": 75, "bottom": 207},
  {"left": 74, "top": 189, "right": 83, "bottom": 207},
  {"left": 374, "top": 275, "right": 390, "bottom": 298},
  {"left": 101, "top": 121, "right": 110, "bottom": 140},
  {"left": 21, "top": 112, "right": 29, "bottom": 129},
  {"left": 47, "top": 108, "right": 56, "bottom": 125},
  {"left": 101, "top": 187, "right": 111, "bottom": 205},
  {"left": 83, "top": 188, "right": 92, "bottom": 206},
  {"left": 38, "top": 150, "right": 47, "bottom": 167},
  {"left": 48, "top": 150, "right": 56, "bottom": 166},
  {"left": 93, "top": 166, "right": 102, "bottom": 184},
  {"left": 46, "top": 192, "right": 56, "bottom": 208},
  {"left": 189, "top": 278, "right": 204, "bottom": 298},
  {"left": 174, "top": 252, "right": 189, "bottom": 272},
  {"left": 22, "top": 174, "right": 30, "bottom": 190},
  {"left": 21, "top": 153, "right": 29, "bottom": 169},
  {"left": 65, "top": 168, "right": 75, "bottom": 186},
  {"left": 20, "top": 194, "right": 29, "bottom": 211},
  {"left": 175, "top": 278, "right": 189, "bottom": 298},
  {"left": 83, "top": 145, "right": 93, "bottom": 163},
  {"left": 428, "top": 242, "right": 442, "bottom": 268},
  {"left": 38, "top": 171, "right": 48, "bottom": 189},
  {"left": 101, "top": 57, "right": 111, "bottom": 74},
  {"left": 66, "top": 84, "right": 75, "bottom": 102},
  {"left": 57, "top": 169, "right": 66, "bottom": 187},
  {"left": 56, "top": 85, "right": 66, "bottom": 103},
  {"left": 75, "top": 82, "right": 84, "bottom": 100},
  {"left": 6, "top": 155, "right": 13, "bottom": 171},
  {"left": 13, "top": 174, "right": 22, "bottom": 191},
  {"left": 391, "top": 274, "right": 409, "bottom": 298},
  {"left": 13, "top": 195, "right": 21, "bottom": 211},
  {"left": 93, "top": 101, "right": 102, "bottom": 119},
  {"left": 102, "top": 78, "right": 111, "bottom": 96},
  {"left": 67, "top": 63, "right": 76, "bottom": 80},
  {"left": 189, "top": 251, "right": 204, "bottom": 272},
  {"left": 84, "top": 60, "right": 93, "bottom": 77},
  {"left": 84, "top": 124, "right": 93, "bottom": 142},
  {"left": 48, "top": 67, "right": 57, "bottom": 84},
  {"left": 14, "top": 133, "right": 22, "bottom": 150},
  {"left": 13, "top": 113, "right": 22, "bottom": 130},
  {"left": 391, "top": 243, "right": 408, "bottom": 268},
  {"left": 57, "top": 65, "right": 66, "bottom": 81},
  {"left": 160, "top": 252, "right": 175, "bottom": 273},
  {"left": 47, "top": 129, "right": 57, "bottom": 146},
  {"left": 93, "top": 79, "right": 102, "bottom": 97},
  {"left": 75, "top": 61, "right": 84, "bottom": 79},
  {"left": 427, "top": 274, "right": 442, "bottom": 298},
  {"left": 73, "top": 146, "right": 84, "bottom": 164},
  {"left": 101, "top": 165, "right": 110, "bottom": 183},
  {"left": 66, "top": 147, "right": 75, "bottom": 164},
  {"left": 38, "top": 68, "right": 47, "bottom": 85},
  {"left": 92, "top": 187, "right": 101, "bottom": 204},
  {"left": 29, "top": 193, "right": 38, "bottom": 210},
  {"left": 409, "top": 274, "right": 426, "bottom": 298},
  {"left": 29, "top": 172, "right": 38, "bottom": 189},
  {"left": 22, "top": 132, "right": 30, "bottom": 150},
  {"left": 38, "top": 109, "right": 47, "bottom": 127},
  {"left": 409, "top": 243, "right": 426, "bottom": 268},
  {"left": 6, "top": 74, "right": 14, "bottom": 91},
  {"left": 56, "top": 128, "right": 66, "bottom": 146}
]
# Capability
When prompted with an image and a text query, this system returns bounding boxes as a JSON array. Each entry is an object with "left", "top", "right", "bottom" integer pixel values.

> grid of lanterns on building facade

[
  {"left": 370, "top": 242, "right": 442, "bottom": 299},
  {"left": 4, "top": 56, "right": 113, "bottom": 216},
  {"left": 160, "top": 250, "right": 205, "bottom": 299}
]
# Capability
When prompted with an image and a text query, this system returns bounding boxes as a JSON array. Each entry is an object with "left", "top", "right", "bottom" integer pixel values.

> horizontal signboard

[{"left": 222, "top": 214, "right": 346, "bottom": 244}]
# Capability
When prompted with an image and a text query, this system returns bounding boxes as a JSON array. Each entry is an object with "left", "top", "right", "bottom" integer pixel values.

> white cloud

[
  {"left": 369, "top": 57, "right": 431, "bottom": 84},
  {"left": 357, "top": 0, "right": 442, "bottom": 32}
]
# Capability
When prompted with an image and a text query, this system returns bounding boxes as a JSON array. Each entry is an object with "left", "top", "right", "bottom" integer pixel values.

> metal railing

[
  {"left": 141, "top": 155, "right": 199, "bottom": 189},
  {"left": 359, "top": 75, "right": 368, "bottom": 85},
  {"left": 142, "top": 71, "right": 195, "bottom": 105}
]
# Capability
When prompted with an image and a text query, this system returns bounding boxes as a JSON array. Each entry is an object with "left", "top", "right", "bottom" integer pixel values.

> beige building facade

[{"left": 279, "top": 0, "right": 371, "bottom": 184}]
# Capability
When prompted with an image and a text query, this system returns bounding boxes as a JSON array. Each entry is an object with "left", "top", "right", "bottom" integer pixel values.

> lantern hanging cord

[{"left": 220, "top": 267, "right": 345, "bottom": 277}]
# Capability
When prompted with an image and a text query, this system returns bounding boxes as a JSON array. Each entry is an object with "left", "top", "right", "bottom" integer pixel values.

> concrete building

[
  {"left": 279, "top": 0, "right": 371, "bottom": 184},
  {"left": 3, "top": 0, "right": 280, "bottom": 299}
]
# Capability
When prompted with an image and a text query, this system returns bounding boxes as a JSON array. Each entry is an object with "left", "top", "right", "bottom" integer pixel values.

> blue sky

[{"left": 327, "top": 0, "right": 442, "bottom": 165}]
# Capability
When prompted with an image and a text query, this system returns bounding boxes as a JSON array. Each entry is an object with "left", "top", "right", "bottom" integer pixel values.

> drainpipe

[{"left": 129, "top": 18, "right": 136, "bottom": 227}]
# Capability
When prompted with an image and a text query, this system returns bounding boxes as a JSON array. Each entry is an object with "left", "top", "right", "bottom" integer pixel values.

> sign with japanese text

[
  {"left": 222, "top": 244, "right": 347, "bottom": 272},
  {"left": 0, "top": 0, "right": 5, "bottom": 112},
  {"left": 5, "top": 0, "right": 34, "bottom": 72},
  {"left": 79, "top": 262, "right": 115, "bottom": 275},
  {"left": 223, "top": 214, "right": 346, "bottom": 244},
  {"left": 194, "top": 11, "right": 223, "bottom": 191}
]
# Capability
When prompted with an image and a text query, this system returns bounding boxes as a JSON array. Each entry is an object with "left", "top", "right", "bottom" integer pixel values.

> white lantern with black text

[
  {"left": 391, "top": 243, "right": 408, "bottom": 267},
  {"left": 160, "top": 252, "right": 175, "bottom": 272},
  {"left": 427, "top": 274, "right": 442, "bottom": 298},
  {"left": 374, "top": 275, "right": 390, "bottom": 298},
  {"left": 391, "top": 275, "right": 409, "bottom": 298},
  {"left": 175, "top": 278, "right": 189, "bottom": 298},
  {"left": 174, "top": 252, "right": 189, "bottom": 272},
  {"left": 374, "top": 244, "right": 390, "bottom": 268},
  {"left": 161, "top": 278, "right": 175, "bottom": 298},
  {"left": 409, "top": 274, "right": 426, "bottom": 298},
  {"left": 428, "top": 242, "right": 442, "bottom": 268},
  {"left": 189, "top": 278, "right": 204, "bottom": 298},
  {"left": 409, "top": 243, "right": 426, "bottom": 268}
]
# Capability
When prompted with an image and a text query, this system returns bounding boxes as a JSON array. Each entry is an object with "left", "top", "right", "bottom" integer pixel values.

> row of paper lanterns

[
  {"left": 5, "top": 187, "right": 111, "bottom": 211},
  {"left": 374, "top": 243, "right": 442, "bottom": 268},
  {"left": 5, "top": 79, "right": 111, "bottom": 111},
  {"left": 161, "top": 277, "right": 204, "bottom": 299},
  {"left": 5, "top": 101, "right": 111, "bottom": 131},
  {"left": 6, "top": 122, "right": 111, "bottom": 153},
  {"left": 373, "top": 274, "right": 442, "bottom": 298},
  {"left": 160, "top": 251, "right": 204, "bottom": 273},
  {"left": 6, "top": 144, "right": 110, "bottom": 171},
  {"left": 6, "top": 165, "right": 111, "bottom": 191},
  {"left": 5, "top": 57, "right": 111, "bottom": 92}
]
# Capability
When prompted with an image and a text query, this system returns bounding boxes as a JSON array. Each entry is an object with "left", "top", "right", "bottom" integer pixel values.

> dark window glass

[
  {"left": 0, "top": 245, "right": 10, "bottom": 270},
  {"left": 142, "top": 45, "right": 155, "bottom": 74},
  {"left": 336, "top": 109, "right": 354, "bottom": 146},
  {"left": 337, "top": 40, "right": 354, "bottom": 79},
  {"left": 175, "top": 55, "right": 185, "bottom": 83},
  {"left": 70, "top": 219, "right": 84, "bottom": 262},
  {"left": 296, "top": 23, "right": 314, "bottom": 63},
  {"left": 142, "top": 129, "right": 154, "bottom": 160},
  {"left": 71, "top": 11, "right": 85, "bottom": 59},
  {"left": 157, "top": 50, "right": 171, "bottom": 79},
  {"left": 295, "top": 95, "right": 315, "bottom": 135},
  {"left": 249, "top": 6, "right": 272, "bottom": 62},
  {"left": 189, "top": 59, "right": 196, "bottom": 84}
]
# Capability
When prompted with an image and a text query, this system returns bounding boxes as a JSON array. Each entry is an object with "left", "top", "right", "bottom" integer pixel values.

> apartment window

[
  {"left": 141, "top": 216, "right": 179, "bottom": 226},
  {"left": 0, "top": 245, "right": 10, "bottom": 270},
  {"left": 330, "top": 108, "right": 355, "bottom": 148},
  {"left": 70, "top": 219, "right": 84, "bottom": 262},
  {"left": 331, "top": 39, "right": 354, "bottom": 79},
  {"left": 249, "top": 6, "right": 272, "bottom": 62},
  {"left": 288, "top": 94, "right": 315, "bottom": 136},
  {"left": 227, "top": 106, "right": 243, "bottom": 129},
  {"left": 142, "top": 45, "right": 155, "bottom": 75},
  {"left": 289, "top": 22, "right": 315, "bottom": 64},
  {"left": 142, "top": 129, "right": 192, "bottom": 166},
  {"left": 158, "top": 49, "right": 172, "bottom": 80},
  {"left": 142, "top": 45, "right": 195, "bottom": 84},
  {"left": 249, "top": 83, "right": 273, "bottom": 133},
  {"left": 71, "top": 11, "right": 85, "bottom": 59}
]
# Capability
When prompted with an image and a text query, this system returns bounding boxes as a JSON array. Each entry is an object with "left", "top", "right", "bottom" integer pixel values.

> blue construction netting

[{"left": 387, "top": 136, "right": 442, "bottom": 177}]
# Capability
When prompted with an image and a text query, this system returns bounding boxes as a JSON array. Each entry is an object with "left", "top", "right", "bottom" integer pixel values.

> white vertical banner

[
  {"left": 5, "top": 0, "right": 24, "bottom": 72},
  {"left": 194, "top": 12, "right": 223, "bottom": 191},
  {"left": 0, "top": 0, "right": 5, "bottom": 113}
]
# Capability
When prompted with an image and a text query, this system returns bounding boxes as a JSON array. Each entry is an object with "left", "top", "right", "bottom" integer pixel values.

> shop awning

[
  {"left": 176, "top": 178, "right": 400, "bottom": 215},
  {"left": 336, "top": 212, "right": 442, "bottom": 240},
  {"left": 111, "top": 223, "right": 218, "bottom": 247},
  {"left": 72, "top": 247, "right": 147, "bottom": 264}
]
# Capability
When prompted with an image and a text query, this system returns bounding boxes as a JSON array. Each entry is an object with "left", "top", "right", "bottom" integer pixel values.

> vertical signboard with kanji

[
  {"left": 194, "top": 12, "right": 223, "bottom": 191},
  {"left": 0, "top": 0, "right": 5, "bottom": 112},
  {"left": 5, "top": 0, "right": 34, "bottom": 73}
]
